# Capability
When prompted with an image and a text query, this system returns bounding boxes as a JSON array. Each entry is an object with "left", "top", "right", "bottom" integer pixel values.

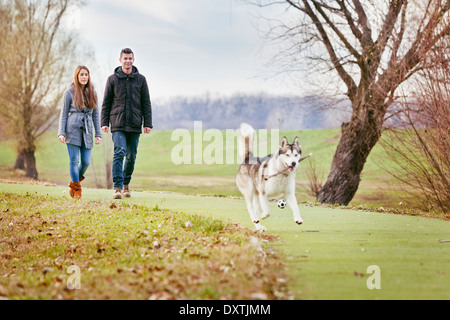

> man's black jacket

[{"left": 101, "top": 66, "right": 152, "bottom": 133}]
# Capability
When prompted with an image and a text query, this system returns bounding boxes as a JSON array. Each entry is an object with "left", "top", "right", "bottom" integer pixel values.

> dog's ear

[
  {"left": 280, "top": 136, "right": 288, "bottom": 148},
  {"left": 293, "top": 137, "right": 300, "bottom": 148}
]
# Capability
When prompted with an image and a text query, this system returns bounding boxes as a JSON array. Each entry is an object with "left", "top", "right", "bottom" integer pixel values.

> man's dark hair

[{"left": 120, "top": 48, "right": 134, "bottom": 58}]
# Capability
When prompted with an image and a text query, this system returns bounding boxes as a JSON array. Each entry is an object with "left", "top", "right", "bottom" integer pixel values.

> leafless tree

[
  {"left": 381, "top": 39, "right": 450, "bottom": 212},
  {"left": 245, "top": 0, "right": 449, "bottom": 205},
  {"left": 0, "top": 0, "right": 84, "bottom": 179}
]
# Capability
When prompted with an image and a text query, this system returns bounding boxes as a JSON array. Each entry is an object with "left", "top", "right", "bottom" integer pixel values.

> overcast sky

[{"left": 70, "top": 0, "right": 305, "bottom": 100}]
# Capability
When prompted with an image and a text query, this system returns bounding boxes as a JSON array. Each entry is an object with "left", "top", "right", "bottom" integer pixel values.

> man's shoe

[
  {"left": 113, "top": 188, "right": 123, "bottom": 199},
  {"left": 123, "top": 185, "right": 131, "bottom": 198}
]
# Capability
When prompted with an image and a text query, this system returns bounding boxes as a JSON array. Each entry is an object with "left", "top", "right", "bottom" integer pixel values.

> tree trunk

[
  {"left": 316, "top": 104, "right": 385, "bottom": 205},
  {"left": 14, "top": 150, "right": 25, "bottom": 170},
  {"left": 23, "top": 149, "right": 38, "bottom": 180},
  {"left": 105, "top": 160, "right": 113, "bottom": 189}
]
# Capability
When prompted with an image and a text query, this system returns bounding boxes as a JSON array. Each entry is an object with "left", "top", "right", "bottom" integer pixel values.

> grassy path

[{"left": 1, "top": 182, "right": 449, "bottom": 299}]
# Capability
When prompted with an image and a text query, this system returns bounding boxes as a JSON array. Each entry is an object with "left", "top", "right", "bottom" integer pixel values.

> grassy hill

[{"left": 0, "top": 129, "right": 407, "bottom": 208}]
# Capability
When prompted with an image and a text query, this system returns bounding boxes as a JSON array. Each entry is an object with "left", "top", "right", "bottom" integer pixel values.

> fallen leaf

[{"left": 353, "top": 271, "right": 363, "bottom": 278}]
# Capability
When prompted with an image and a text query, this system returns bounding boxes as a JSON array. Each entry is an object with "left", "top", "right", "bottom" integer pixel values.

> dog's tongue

[{"left": 289, "top": 166, "right": 294, "bottom": 171}]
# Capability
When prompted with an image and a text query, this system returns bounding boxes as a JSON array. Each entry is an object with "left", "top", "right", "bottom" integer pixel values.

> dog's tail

[{"left": 238, "top": 123, "right": 255, "bottom": 163}]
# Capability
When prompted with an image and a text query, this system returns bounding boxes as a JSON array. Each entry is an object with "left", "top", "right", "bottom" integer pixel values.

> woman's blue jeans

[
  {"left": 67, "top": 143, "right": 91, "bottom": 183},
  {"left": 112, "top": 131, "right": 140, "bottom": 190}
]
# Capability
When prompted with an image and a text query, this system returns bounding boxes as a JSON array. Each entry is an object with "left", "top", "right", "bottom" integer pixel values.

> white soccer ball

[{"left": 277, "top": 199, "right": 286, "bottom": 209}]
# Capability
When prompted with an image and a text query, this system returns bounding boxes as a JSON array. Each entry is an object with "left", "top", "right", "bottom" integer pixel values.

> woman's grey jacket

[{"left": 58, "top": 85, "right": 102, "bottom": 149}]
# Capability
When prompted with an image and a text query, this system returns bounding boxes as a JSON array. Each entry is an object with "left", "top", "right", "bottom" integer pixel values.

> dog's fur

[{"left": 236, "top": 123, "right": 303, "bottom": 231}]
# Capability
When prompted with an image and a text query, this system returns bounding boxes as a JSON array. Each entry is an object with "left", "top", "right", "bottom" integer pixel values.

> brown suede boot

[
  {"left": 68, "top": 177, "right": 84, "bottom": 198},
  {"left": 68, "top": 183, "right": 75, "bottom": 198},
  {"left": 69, "top": 181, "right": 82, "bottom": 199}
]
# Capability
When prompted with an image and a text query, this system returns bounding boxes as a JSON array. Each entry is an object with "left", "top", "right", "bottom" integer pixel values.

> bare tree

[
  {"left": 247, "top": 0, "right": 449, "bottom": 205},
  {"left": 0, "top": 0, "right": 84, "bottom": 179},
  {"left": 381, "top": 40, "right": 450, "bottom": 212}
]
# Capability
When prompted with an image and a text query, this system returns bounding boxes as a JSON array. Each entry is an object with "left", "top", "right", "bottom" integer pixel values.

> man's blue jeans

[
  {"left": 67, "top": 143, "right": 91, "bottom": 183},
  {"left": 112, "top": 131, "right": 140, "bottom": 190}
]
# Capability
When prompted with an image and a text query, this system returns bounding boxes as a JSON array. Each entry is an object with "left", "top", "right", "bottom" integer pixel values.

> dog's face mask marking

[{"left": 278, "top": 137, "right": 302, "bottom": 171}]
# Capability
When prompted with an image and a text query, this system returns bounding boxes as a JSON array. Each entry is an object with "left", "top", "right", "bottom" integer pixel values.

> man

[{"left": 101, "top": 48, "right": 152, "bottom": 199}]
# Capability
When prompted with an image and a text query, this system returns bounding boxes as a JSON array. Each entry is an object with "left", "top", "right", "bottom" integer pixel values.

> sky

[{"left": 69, "top": 0, "right": 305, "bottom": 101}]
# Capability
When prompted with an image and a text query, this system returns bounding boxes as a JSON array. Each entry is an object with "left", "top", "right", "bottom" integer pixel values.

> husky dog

[{"left": 236, "top": 123, "right": 310, "bottom": 231}]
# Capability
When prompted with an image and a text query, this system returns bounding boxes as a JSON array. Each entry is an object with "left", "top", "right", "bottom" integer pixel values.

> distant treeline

[
  {"left": 42, "top": 92, "right": 418, "bottom": 132},
  {"left": 151, "top": 93, "right": 352, "bottom": 130}
]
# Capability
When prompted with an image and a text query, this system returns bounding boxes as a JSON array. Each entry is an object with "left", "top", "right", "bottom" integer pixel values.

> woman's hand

[
  {"left": 95, "top": 136, "right": 102, "bottom": 145},
  {"left": 58, "top": 135, "right": 66, "bottom": 144}
]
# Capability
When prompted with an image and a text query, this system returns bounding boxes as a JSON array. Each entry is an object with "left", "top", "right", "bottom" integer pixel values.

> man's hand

[
  {"left": 101, "top": 126, "right": 109, "bottom": 133},
  {"left": 144, "top": 127, "right": 152, "bottom": 134}
]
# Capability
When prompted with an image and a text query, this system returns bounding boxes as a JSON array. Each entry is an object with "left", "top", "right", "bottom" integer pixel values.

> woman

[{"left": 58, "top": 66, "right": 102, "bottom": 199}]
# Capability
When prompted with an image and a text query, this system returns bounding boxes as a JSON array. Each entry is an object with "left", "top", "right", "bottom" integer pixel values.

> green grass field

[
  {"left": 1, "top": 183, "right": 449, "bottom": 300},
  {"left": 0, "top": 129, "right": 411, "bottom": 208},
  {"left": 1, "top": 129, "right": 449, "bottom": 300}
]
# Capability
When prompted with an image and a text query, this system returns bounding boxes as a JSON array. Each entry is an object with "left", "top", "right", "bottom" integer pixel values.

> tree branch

[
  {"left": 350, "top": 0, "right": 373, "bottom": 48},
  {"left": 311, "top": 0, "right": 361, "bottom": 60},
  {"left": 298, "top": 0, "right": 357, "bottom": 98}
]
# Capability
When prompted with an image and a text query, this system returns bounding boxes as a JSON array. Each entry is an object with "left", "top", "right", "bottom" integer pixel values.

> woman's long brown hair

[{"left": 73, "top": 66, "right": 97, "bottom": 109}]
